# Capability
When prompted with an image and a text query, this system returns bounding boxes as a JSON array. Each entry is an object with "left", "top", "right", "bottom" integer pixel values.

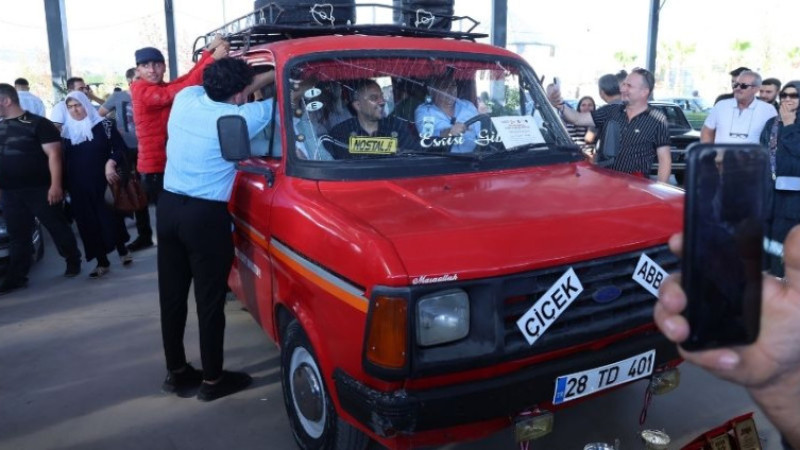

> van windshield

[{"left": 286, "top": 53, "right": 578, "bottom": 170}]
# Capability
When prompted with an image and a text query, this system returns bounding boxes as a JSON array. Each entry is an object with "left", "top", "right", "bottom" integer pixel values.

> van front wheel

[{"left": 281, "top": 319, "right": 372, "bottom": 450}]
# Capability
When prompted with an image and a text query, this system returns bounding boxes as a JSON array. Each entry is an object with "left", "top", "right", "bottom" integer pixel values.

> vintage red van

[{"left": 210, "top": 4, "right": 684, "bottom": 449}]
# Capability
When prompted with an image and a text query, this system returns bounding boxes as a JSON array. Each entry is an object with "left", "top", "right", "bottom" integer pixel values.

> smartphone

[{"left": 681, "top": 143, "right": 766, "bottom": 350}]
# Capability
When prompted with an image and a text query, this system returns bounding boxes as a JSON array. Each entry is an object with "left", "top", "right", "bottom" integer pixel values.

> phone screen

[{"left": 682, "top": 144, "right": 765, "bottom": 350}]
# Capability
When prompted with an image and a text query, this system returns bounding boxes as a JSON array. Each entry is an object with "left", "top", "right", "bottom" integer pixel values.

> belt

[
  {"left": 164, "top": 190, "right": 227, "bottom": 205},
  {"left": 775, "top": 176, "right": 800, "bottom": 191}
]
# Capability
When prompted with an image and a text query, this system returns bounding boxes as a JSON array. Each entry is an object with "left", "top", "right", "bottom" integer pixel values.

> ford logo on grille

[{"left": 592, "top": 286, "right": 622, "bottom": 303}]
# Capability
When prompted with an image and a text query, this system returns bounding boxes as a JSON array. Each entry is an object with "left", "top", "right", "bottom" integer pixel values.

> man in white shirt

[
  {"left": 14, "top": 78, "right": 46, "bottom": 116},
  {"left": 701, "top": 70, "right": 777, "bottom": 144}
]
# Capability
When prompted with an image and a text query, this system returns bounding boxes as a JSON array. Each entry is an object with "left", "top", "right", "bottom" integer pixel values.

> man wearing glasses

[
  {"left": 701, "top": 71, "right": 776, "bottom": 144},
  {"left": 49, "top": 77, "right": 104, "bottom": 131}
]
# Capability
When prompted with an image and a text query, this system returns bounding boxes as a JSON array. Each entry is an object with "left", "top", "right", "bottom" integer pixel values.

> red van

[{"left": 212, "top": 5, "right": 684, "bottom": 449}]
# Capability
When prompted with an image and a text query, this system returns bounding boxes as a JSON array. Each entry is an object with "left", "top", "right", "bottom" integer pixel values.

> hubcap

[
  {"left": 292, "top": 363, "right": 323, "bottom": 421},
  {"left": 289, "top": 346, "right": 327, "bottom": 438}
]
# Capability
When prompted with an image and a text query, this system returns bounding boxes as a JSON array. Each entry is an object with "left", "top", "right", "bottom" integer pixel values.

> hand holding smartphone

[{"left": 681, "top": 143, "right": 767, "bottom": 350}]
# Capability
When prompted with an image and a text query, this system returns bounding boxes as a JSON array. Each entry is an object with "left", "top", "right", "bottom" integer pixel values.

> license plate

[{"left": 552, "top": 350, "right": 655, "bottom": 405}]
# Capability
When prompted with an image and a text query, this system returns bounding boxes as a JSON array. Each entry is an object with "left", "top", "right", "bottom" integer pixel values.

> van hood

[{"left": 317, "top": 163, "right": 684, "bottom": 280}]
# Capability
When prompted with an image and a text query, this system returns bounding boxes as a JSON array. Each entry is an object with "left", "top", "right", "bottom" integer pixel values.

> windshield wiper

[
  {"left": 477, "top": 143, "right": 552, "bottom": 160},
  {"left": 397, "top": 150, "right": 481, "bottom": 161}
]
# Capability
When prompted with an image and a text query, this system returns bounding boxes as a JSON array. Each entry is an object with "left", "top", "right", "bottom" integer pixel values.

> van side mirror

[{"left": 217, "top": 115, "right": 252, "bottom": 161}]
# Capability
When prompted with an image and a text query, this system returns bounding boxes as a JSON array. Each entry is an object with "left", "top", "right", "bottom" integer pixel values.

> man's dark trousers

[
  {"left": 156, "top": 190, "right": 232, "bottom": 381},
  {"left": 1, "top": 187, "right": 81, "bottom": 283}
]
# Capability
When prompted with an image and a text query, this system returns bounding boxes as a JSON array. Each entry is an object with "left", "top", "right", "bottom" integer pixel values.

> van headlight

[{"left": 416, "top": 289, "right": 469, "bottom": 347}]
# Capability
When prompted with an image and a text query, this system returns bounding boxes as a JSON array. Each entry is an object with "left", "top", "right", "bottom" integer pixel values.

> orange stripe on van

[
  {"left": 270, "top": 245, "right": 369, "bottom": 313},
  {"left": 231, "top": 215, "right": 368, "bottom": 314}
]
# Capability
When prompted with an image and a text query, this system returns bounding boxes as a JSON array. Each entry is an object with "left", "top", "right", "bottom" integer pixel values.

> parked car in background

[
  {"left": 657, "top": 97, "right": 709, "bottom": 130},
  {"left": 649, "top": 101, "right": 701, "bottom": 185},
  {"left": 0, "top": 211, "right": 45, "bottom": 274}
]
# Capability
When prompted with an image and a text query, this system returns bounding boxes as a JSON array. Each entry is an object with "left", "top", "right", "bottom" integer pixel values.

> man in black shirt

[
  {"left": 0, "top": 84, "right": 82, "bottom": 295},
  {"left": 549, "top": 69, "right": 671, "bottom": 182},
  {"left": 326, "top": 79, "right": 417, "bottom": 159}
]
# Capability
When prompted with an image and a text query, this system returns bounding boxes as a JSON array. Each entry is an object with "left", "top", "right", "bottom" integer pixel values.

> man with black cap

[
  {"left": 714, "top": 66, "right": 750, "bottom": 105},
  {"left": 129, "top": 35, "right": 229, "bottom": 249}
]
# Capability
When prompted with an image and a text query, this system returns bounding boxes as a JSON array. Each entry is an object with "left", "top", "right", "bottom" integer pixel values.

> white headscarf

[{"left": 61, "top": 91, "right": 104, "bottom": 145}]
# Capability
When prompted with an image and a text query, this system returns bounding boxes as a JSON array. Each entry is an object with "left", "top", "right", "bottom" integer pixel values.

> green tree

[
  {"left": 789, "top": 47, "right": 800, "bottom": 69},
  {"left": 613, "top": 51, "right": 638, "bottom": 68},
  {"left": 729, "top": 40, "right": 752, "bottom": 69}
]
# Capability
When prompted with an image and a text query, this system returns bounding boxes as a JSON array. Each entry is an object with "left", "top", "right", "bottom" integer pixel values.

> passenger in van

[
  {"left": 414, "top": 76, "right": 481, "bottom": 153},
  {"left": 289, "top": 78, "right": 333, "bottom": 160},
  {"left": 393, "top": 78, "right": 427, "bottom": 123},
  {"left": 316, "top": 81, "right": 352, "bottom": 131},
  {"left": 326, "top": 79, "right": 418, "bottom": 159}
]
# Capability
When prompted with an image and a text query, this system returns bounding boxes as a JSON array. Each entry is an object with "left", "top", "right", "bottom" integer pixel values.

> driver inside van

[
  {"left": 326, "top": 79, "right": 417, "bottom": 159},
  {"left": 415, "top": 75, "right": 481, "bottom": 153}
]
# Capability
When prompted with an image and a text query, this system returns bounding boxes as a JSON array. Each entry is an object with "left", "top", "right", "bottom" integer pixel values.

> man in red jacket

[{"left": 128, "top": 35, "right": 229, "bottom": 251}]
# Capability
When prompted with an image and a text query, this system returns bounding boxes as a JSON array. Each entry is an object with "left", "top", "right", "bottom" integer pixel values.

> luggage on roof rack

[
  {"left": 394, "top": 0, "right": 455, "bottom": 31},
  {"left": 254, "top": 0, "right": 356, "bottom": 27},
  {"left": 192, "top": 2, "right": 484, "bottom": 60}
]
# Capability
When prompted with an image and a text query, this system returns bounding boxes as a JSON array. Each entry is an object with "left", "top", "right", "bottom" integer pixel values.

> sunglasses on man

[{"left": 732, "top": 82, "right": 756, "bottom": 90}]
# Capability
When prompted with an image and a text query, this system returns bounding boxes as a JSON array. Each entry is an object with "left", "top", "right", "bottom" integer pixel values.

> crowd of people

[
  {"left": 547, "top": 66, "right": 799, "bottom": 448},
  {"left": 1, "top": 35, "right": 799, "bottom": 444},
  {"left": 0, "top": 34, "right": 269, "bottom": 401}
]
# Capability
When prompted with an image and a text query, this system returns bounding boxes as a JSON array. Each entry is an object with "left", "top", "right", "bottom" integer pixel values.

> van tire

[{"left": 281, "top": 319, "right": 371, "bottom": 450}]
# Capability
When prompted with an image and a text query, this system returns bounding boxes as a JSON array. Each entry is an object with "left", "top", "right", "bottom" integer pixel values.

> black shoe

[
  {"left": 127, "top": 237, "right": 154, "bottom": 252},
  {"left": 0, "top": 278, "right": 28, "bottom": 296},
  {"left": 162, "top": 363, "right": 203, "bottom": 397},
  {"left": 197, "top": 371, "right": 252, "bottom": 402},
  {"left": 64, "top": 261, "right": 81, "bottom": 278}
]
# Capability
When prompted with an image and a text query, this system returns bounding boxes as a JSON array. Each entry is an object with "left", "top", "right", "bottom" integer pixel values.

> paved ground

[{"left": 0, "top": 218, "right": 786, "bottom": 450}]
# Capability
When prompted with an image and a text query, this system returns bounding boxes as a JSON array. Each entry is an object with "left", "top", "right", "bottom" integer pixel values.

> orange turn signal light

[{"left": 365, "top": 296, "right": 408, "bottom": 369}]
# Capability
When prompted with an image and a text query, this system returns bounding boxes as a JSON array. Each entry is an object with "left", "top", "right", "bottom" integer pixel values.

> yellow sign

[{"left": 349, "top": 136, "right": 397, "bottom": 155}]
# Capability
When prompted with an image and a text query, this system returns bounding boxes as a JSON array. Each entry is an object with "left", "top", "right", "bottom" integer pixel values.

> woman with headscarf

[
  {"left": 61, "top": 91, "right": 132, "bottom": 278},
  {"left": 760, "top": 80, "right": 800, "bottom": 277}
]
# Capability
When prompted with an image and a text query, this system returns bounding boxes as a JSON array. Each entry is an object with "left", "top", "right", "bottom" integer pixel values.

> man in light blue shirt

[
  {"left": 164, "top": 83, "right": 273, "bottom": 201},
  {"left": 415, "top": 76, "right": 480, "bottom": 153},
  {"left": 14, "top": 78, "right": 46, "bottom": 117},
  {"left": 157, "top": 57, "right": 275, "bottom": 402}
]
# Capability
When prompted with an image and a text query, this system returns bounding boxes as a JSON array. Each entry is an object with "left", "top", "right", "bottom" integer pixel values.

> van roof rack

[{"left": 192, "top": 2, "right": 486, "bottom": 60}]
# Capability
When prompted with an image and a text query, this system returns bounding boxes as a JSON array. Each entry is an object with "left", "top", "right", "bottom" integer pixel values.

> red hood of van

[{"left": 317, "top": 163, "right": 684, "bottom": 280}]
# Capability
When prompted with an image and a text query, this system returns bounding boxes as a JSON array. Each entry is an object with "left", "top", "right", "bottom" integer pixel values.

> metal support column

[
  {"left": 491, "top": 0, "right": 507, "bottom": 49},
  {"left": 43, "top": 0, "right": 71, "bottom": 105},
  {"left": 646, "top": 0, "right": 660, "bottom": 74},
  {"left": 164, "top": 0, "right": 178, "bottom": 81}
]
